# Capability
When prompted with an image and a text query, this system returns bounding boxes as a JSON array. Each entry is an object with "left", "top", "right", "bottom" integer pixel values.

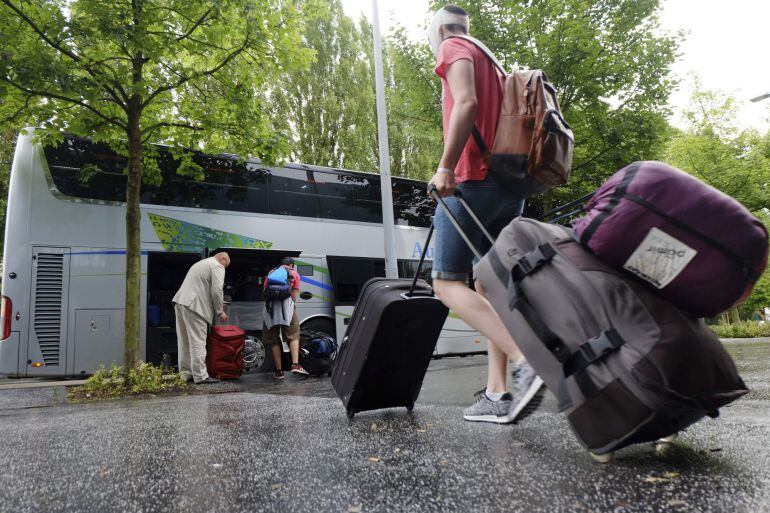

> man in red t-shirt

[
  {"left": 262, "top": 257, "right": 307, "bottom": 378},
  {"left": 427, "top": 4, "right": 544, "bottom": 424}
]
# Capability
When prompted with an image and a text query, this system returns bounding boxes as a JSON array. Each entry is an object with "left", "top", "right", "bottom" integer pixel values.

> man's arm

[
  {"left": 290, "top": 271, "right": 300, "bottom": 302},
  {"left": 211, "top": 263, "right": 227, "bottom": 322},
  {"left": 430, "top": 58, "right": 477, "bottom": 196}
]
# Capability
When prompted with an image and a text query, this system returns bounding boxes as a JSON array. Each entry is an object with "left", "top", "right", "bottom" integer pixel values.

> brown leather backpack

[{"left": 453, "top": 36, "right": 574, "bottom": 197}]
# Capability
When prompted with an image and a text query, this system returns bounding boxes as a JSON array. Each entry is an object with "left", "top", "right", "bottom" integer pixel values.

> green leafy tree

[
  {"left": 268, "top": 4, "right": 441, "bottom": 181},
  {"left": 0, "top": 126, "right": 15, "bottom": 254},
  {"left": 0, "top": 0, "right": 313, "bottom": 369},
  {"left": 386, "top": 29, "right": 443, "bottom": 180},
  {"left": 270, "top": 0, "right": 378, "bottom": 171},
  {"left": 665, "top": 87, "right": 770, "bottom": 212}
]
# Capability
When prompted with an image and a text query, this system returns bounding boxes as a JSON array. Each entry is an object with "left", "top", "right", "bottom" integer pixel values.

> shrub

[
  {"left": 68, "top": 362, "right": 187, "bottom": 401},
  {"left": 710, "top": 321, "right": 770, "bottom": 339}
]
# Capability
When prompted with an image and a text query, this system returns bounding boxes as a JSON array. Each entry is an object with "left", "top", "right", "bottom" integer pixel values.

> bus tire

[
  {"left": 248, "top": 337, "right": 275, "bottom": 373},
  {"left": 301, "top": 317, "right": 336, "bottom": 341}
]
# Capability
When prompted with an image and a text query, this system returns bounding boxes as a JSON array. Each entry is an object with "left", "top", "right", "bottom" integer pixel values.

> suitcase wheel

[
  {"left": 657, "top": 433, "right": 678, "bottom": 444},
  {"left": 589, "top": 451, "right": 614, "bottom": 464},
  {"left": 346, "top": 409, "right": 355, "bottom": 419},
  {"left": 406, "top": 403, "right": 414, "bottom": 412}
]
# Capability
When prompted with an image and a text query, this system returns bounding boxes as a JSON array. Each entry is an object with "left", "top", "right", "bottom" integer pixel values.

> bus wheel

[
  {"left": 301, "top": 318, "right": 336, "bottom": 343},
  {"left": 246, "top": 336, "right": 274, "bottom": 373}
]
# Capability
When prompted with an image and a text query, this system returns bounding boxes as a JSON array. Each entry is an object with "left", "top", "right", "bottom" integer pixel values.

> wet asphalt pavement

[{"left": 0, "top": 341, "right": 769, "bottom": 513}]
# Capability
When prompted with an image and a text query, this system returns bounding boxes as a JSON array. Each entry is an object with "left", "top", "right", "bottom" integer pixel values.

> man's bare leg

[
  {"left": 432, "top": 278, "right": 522, "bottom": 361},
  {"left": 271, "top": 342, "right": 282, "bottom": 370},
  {"left": 475, "top": 279, "right": 510, "bottom": 393},
  {"left": 486, "top": 340, "right": 508, "bottom": 393}
]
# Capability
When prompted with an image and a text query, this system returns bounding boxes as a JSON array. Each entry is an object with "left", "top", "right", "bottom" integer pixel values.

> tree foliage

[
  {"left": 0, "top": 0, "right": 313, "bottom": 368},
  {"left": 385, "top": 29, "right": 443, "bottom": 180},
  {"left": 270, "top": 0, "right": 378, "bottom": 171},
  {"left": 0, "top": 127, "right": 14, "bottom": 254},
  {"left": 664, "top": 88, "right": 770, "bottom": 213},
  {"left": 268, "top": 1, "right": 441, "bottom": 180}
]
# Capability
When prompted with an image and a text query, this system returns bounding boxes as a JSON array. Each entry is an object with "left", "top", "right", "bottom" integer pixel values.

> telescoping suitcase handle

[
  {"left": 406, "top": 185, "right": 491, "bottom": 298},
  {"left": 427, "top": 184, "right": 494, "bottom": 261}
]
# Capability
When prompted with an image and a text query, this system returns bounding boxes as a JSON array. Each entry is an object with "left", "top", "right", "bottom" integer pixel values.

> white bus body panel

[{"left": 0, "top": 132, "right": 486, "bottom": 376}]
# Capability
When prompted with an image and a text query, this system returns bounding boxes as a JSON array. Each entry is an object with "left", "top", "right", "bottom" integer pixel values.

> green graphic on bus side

[{"left": 148, "top": 213, "right": 273, "bottom": 252}]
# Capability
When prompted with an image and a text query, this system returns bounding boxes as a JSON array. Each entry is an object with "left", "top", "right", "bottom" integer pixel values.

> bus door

[
  {"left": 27, "top": 246, "right": 71, "bottom": 376},
  {"left": 207, "top": 246, "right": 302, "bottom": 328},
  {"left": 327, "top": 256, "right": 385, "bottom": 345}
]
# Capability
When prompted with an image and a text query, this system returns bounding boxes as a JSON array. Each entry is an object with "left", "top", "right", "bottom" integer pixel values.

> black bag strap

[
  {"left": 487, "top": 249, "right": 571, "bottom": 364},
  {"left": 471, "top": 126, "right": 488, "bottom": 155},
  {"left": 487, "top": 244, "right": 608, "bottom": 400},
  {"left": 563, "top": 329, "right": 625, "bottom": 377},
  {"left": 511, "top": 243, "right": 558, "bottom": 281}
]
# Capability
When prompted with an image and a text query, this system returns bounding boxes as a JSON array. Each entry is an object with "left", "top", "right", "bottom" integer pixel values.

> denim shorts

[{"left": 431, "top": 176, "right": 524, "bottom": 281}]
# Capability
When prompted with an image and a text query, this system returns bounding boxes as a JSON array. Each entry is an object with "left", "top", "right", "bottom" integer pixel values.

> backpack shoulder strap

[{"left": 448, "top": 35, "right": 507, "bottom": 75}]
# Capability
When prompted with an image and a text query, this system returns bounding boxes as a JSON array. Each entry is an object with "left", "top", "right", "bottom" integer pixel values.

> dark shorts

[{"left": 431, "top": 176, "right": 524, "bottom": 281}]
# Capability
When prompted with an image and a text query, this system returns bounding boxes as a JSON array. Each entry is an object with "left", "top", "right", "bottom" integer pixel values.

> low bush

[
  {"left": 68, "top": 362, "right": 187, "bottom": 401},
  {"left": 710, "top": 321, "right": 770, "bottom": 339}
]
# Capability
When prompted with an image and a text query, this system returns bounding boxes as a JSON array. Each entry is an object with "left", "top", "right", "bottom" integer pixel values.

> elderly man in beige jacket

[{"left": 173, "top": 252, "right": 231, "bottom": 384}]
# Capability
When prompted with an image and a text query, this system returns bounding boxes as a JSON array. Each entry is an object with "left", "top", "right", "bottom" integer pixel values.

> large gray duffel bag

[{"left": 472, "top": 216, "right": 749, "bottom": 455}]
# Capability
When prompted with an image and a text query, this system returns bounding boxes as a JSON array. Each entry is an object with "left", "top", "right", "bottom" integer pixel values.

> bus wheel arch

[{"left": 300, "top": 315, "right": 336, "bottom": 339}]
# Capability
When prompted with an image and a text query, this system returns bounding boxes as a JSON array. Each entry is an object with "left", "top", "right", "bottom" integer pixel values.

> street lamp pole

[{"left": 371, "top": 0, "right": 399, "bottom": 279}]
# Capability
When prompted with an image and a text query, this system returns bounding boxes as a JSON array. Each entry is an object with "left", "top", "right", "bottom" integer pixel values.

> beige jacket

[{"left": 172, "top": 257, "right": 225, "bottom": 323}]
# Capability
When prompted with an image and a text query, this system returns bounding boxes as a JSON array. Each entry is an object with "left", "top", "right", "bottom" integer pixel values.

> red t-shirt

[{"left": 434, "top": 37, "right": 503, "bottom": 182}]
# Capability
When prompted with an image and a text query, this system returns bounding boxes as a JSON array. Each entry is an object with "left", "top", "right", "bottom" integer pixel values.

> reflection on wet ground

[{"left": 0, "top": 341, "right": 768, "bottom": 512}]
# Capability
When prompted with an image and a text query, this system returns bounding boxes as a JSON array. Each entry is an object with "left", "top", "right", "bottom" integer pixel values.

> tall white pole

[{"left": 371, "top": 0, "right": 399, "bottom": 279}]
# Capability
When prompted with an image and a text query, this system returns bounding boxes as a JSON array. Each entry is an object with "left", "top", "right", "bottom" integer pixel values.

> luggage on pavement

[
  {"left": 331, "top": 225, "right": 449, "bottom": 419},
  {"left": 206, "top": 325, "right": 246, "bottom": 379},
  {"left": 472, "top": 215, "right": 749, "bottom": 456},
  {"left": 451, "top": 35, "right": 574, "bottom": 198},
  {"left": 573, "top": 161, "right": 768, "bottom": 317},
  {"left": 299, "top": 329, "right": 338, "bottom": 376}
]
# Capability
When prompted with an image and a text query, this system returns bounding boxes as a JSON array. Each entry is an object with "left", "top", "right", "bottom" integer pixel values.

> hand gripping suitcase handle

[{"left": 428, "top": 184, "right": 495, "bottom": 261}]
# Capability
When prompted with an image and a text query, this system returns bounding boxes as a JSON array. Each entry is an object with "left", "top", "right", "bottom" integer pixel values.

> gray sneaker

[
  {"left": 503, "top": 360, "right": 545, "bottom": 424},
  {"left": 463, "top": 389, "right": 514, "bottom": 423}
]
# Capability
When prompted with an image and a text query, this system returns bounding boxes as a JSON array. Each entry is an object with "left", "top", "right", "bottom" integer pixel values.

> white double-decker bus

[{"left": 0, "top": 130, "right": 486, "bottom": 377}]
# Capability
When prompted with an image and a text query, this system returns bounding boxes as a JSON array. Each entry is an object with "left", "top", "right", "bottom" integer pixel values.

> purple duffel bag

[{"left": 573, "top": 161, "right": 768, "bottom": 318}]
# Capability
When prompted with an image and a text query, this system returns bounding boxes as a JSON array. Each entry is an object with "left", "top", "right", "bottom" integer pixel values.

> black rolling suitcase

[{"left": 331, "top": 226, "right": 449, "bottom": 419}]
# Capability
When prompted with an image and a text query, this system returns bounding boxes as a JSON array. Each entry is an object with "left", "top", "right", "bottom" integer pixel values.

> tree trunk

[{"left": 124, "top": 110, "right": 142, "bottom": 370}]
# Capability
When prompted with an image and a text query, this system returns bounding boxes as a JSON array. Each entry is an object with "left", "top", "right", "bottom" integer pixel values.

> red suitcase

[{"left": 206, "top": 325, "right": 246, "bottom": 379}]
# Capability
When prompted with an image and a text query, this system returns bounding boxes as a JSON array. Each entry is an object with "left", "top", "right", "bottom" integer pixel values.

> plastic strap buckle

[
  {"left": 511, "top": 243, "right": 557, "bottom": 282},
  {"left": 565, "top": 329, "right": 625, "bottom": 377}
]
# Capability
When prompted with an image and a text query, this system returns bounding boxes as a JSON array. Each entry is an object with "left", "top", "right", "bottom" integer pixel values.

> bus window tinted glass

[
  {"left": 44, "top": 138, "right": 429, "bottom": 227},
  {"left": 392, "top": 180, "right": 431, "bottom": 228},
  {"left": 398, "top": 260, "right": 433, "bottom": 284},
  {"left": 328, "top": 256, "right": 386, "bottom": 305},
  {"left": 297, "top": 265, "right": 314, "bottom": 277}
]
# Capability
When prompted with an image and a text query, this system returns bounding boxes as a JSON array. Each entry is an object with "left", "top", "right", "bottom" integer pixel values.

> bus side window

[
  {"left": 397, "top": 259, "right": 433, "bottom": 284},
  {"left": 327, "top": 256, "right": 385, "bottom": 306}
]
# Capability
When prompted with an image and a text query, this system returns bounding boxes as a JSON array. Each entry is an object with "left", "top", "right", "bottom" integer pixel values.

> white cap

[{"left": 428, "top": 7, "right": 469, "bottom": 58}]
